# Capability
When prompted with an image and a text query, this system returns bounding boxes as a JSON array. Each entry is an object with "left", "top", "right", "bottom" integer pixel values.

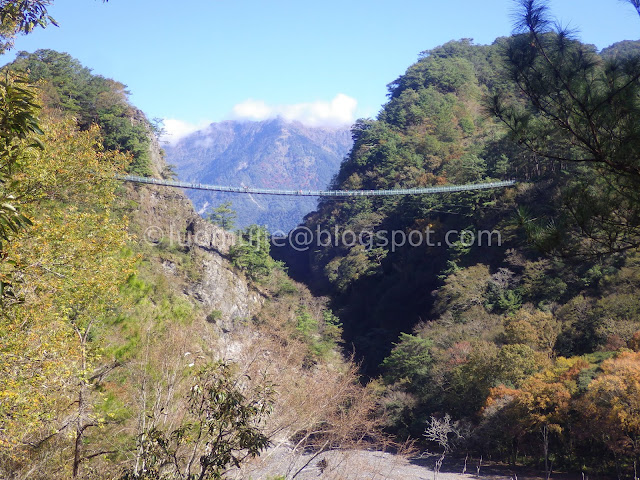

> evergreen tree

[
  {"left": 207, "top": 201, "right": 236, "bottom": 231},
  {"left": 490, "top": 0, "right": 640, "bottom": 255}
]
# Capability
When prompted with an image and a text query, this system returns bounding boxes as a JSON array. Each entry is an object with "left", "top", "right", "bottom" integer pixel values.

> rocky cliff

[
  {"left": 127, "top": 137, "right": 263, "bottom": 328},
  {"left": 119, "top": 135, "right": 377, "bottom": 478}
]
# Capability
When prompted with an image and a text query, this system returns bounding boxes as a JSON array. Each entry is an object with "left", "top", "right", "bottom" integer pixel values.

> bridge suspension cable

[{"left": 117, "top": 174, "right": 516, "bottom": 197}]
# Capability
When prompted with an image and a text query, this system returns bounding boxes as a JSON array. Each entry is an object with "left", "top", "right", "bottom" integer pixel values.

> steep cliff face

[
  {"left": 163, "top": 118, "right": 352, "bottom": 231},
  {"left": 126, "top": 137, "right": 263, "bottom": 327},
  {"left": 121, "top": 137, "right": 375, "bottom": 472}
]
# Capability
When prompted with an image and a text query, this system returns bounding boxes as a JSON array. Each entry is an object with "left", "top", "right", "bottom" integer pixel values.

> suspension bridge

[{"left": 118, "top": 175, "right": 516, "bottom": 197}]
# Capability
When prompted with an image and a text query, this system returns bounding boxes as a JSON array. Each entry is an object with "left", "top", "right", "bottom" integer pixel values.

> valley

[{"left": 1, "top": 1, "right": 640, "bottom": 479}]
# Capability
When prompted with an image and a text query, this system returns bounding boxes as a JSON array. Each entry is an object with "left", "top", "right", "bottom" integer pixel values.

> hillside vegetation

[
  {"left": 0, "top": 7, "right": 376, "bottom": 479},
  {"left": 8, "top": 49, "right": 157, "bottom": 176},
  {"left": 2, "top": 0, "right": 640, "bottom": 478},
  {"left": 279, "top": 1, "right": 640, "bottom": 476},
  {"left": 0, "top": 78, "right": 376, "bottom": 480}
]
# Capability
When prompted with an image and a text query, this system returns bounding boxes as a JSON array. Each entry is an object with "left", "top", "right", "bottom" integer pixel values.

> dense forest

[
  {"left": 0, "top": 3, "right": 374, "bottom": 479},
  {"left": 2, "top": 0, "right": 640, "bottom": 479},
  {"left": 6, "top": 49, "right": 157, "bottom": 176},
  {"left": 276, "top": 0, "right": 640, "bottom": 476}
]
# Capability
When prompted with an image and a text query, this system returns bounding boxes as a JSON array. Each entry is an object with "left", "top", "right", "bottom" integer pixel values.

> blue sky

[{"left": 1, "top": 0, "right": 639, "bottom": 141}]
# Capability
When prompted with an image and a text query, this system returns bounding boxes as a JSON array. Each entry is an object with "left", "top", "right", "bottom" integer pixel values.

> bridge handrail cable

[{"left": 116, "top": 174, "right": 516, "bottom": 197}]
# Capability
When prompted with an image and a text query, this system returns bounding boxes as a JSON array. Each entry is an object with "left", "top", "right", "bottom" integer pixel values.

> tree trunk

[
  {"left": 72, "top": 324, "right": 91, "bottom": 478},
  {"left": 72, "top": 359, "right": 86, "bottom": 478},
  {"left": 542, "top": 424, "right": 550, "bottom": 480},
  {"left": 434, "top": 452, "right": 445, "bottom": 480}
]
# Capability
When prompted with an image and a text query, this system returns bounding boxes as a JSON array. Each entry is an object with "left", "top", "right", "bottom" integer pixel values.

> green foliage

[
  {"left": 95, "top": 391, "right": 131, "bottom": 423},
  {"left": 0, "top": 115, "right": 133, "bottom": 474},
  {"left": 446, "top": 154, "right": 487, "bottom": 183},
  {"left": 229, "top": 224, "right": 281, "bottom": 280},
  {"left": 207, "top": 201, "right": 236, "bottom": 231},
  {"left": 372, "top": 3, "right": 640, "bottom": 472},
  {"left": 274, "top": 277, "right": 297, "bottom": 296},
  {"left": 295, "top": 305, "right": 318, "bottom": 339},
  {"left": 99, "top": 102, "right": 152, "bottom": 176},
  {"left": 121, "top": 273, "right": 153, "bottom": 302},
  {"left": 121, "top": 362, "right": 273, "bottom": 480},
  {"left": 601, "top": 39, "right": 640, "bottom": 60},
  {"left": 555, "top": 295, "right": 603, "bottom": 355},
  {"left": 0, "top": 73, "right": 40, "bottom": 280},
  {"left": 274, "top": 2, "right": 640, "bottom": 475},
  {"left": 495, "top": 343, "right": 540, "bottom": 388},
  {"left": 0, "top": 0, "right": 59, "bottom": 52},
  {"left": 496, "top": 290, "right": 522, "bottom": 313},
  {"left": 294, "top": 306, "right": 344, "bottom": 359},
  {"left": 324, "top": 245, "right": 386, "bottom": 293},
  {"left": 298, "top": 37, "right": 518, "bottom": 380},
  {"left": 444, "top": 341, "right": 501, "bottom": 416},
  {"left": 520, "top": 260, "right": 567, "bottom": 304},
  {"left": 381, "top": 333, "right": 433, "bottom": 386},
  {"left": 321, "top": 309, "right": 343, "bottom": 345},
  {"left": 490, "top": 0, "right": 640, "bottom": 255},
  {"left": 433, "top": 264, "right": 491, "bottom": 318},
  {"left": 7, "top": 49, "right": 153, "bottom": 176}
]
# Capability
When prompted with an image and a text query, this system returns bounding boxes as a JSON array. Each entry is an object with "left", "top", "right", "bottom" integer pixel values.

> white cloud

[
  {"left": 231, "top": 99, "right": 272, "bottom": 121},
  {"left": 229, "top": 94, "right": 357, "bottom": 127},
  {"left": 160, "top": 94, "right": 358, "bottom": 144},
  {"left": 161, "top": 118, "right": 211, "bottom": 145}
]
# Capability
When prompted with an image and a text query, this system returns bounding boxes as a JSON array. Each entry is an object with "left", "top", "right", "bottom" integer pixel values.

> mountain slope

[
  {"left": 280, "top": 31, "right": 640, "bottom": 475},
  {"left": 163, "top": 118, "right": 352, "bottom": 232},
  {"left": 0, "top": 53, "right": 377, "bottom": 479},
  {"left": 277, "top": 38, "right": 516, "bottom": 370}
]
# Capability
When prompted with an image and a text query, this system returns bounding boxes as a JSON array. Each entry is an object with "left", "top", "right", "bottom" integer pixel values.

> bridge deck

[{"left": 117, "top": 175, "right": 516, "bottom": 197}]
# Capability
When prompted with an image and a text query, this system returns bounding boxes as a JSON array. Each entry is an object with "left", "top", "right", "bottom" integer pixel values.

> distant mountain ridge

[{"left": 163, "top": 118, "right": 353, "bottom": 232}]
